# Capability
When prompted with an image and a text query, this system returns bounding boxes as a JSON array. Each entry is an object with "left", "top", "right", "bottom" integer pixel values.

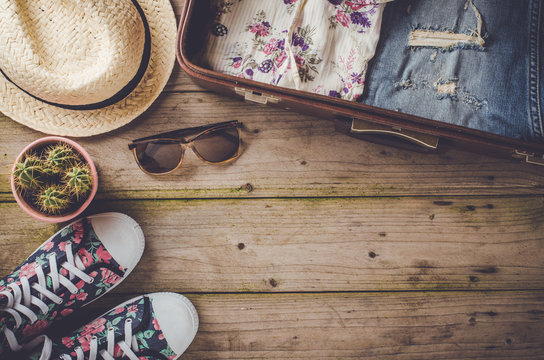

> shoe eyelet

[
  {"left": 125, "top": 318, "right": 132, "bottom": 324},
  {"left": 55, "top": 299, "right": 63, "bottom": 305},
  {"left": 87, "top": 277, "right": 94, "bottom": 284},
  {"left": 91, "top": 336, "right": 97, "bottom": 341}
]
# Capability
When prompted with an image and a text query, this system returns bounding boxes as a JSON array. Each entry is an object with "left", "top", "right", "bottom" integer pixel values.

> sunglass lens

[
  {"left": 193, "top": 126, "right": 240, "bottom": 163},
  {"left": 134, "top": 142, "right": 183, "bottom": 174}
]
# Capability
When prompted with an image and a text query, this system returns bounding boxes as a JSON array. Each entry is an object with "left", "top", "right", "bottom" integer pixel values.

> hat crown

[{"left": 0, "top": 0, "right": 146, "bottom": 106}]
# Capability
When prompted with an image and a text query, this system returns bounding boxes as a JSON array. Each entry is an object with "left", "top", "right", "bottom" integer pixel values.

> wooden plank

[
  {"left": 1, "top": 93, "right": 544, "bottom": 200},
  {"left": 2, "top": 196, "right": 542, "bottom": 292},
  {"left": 49, "top": 291, "right": 544, "bottom": 359},
  {"left": 2, "top": 0, "right": 544, "bottom": 200},
  {"left": 164, "top": 70, "right": 208, "bottom": 93},
  {"left": 171, "top": 0, "right": 185, "bottom": 17}
]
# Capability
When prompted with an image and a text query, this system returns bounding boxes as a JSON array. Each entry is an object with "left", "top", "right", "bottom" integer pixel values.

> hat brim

[{"left": 0, "top": 0, "right": 177, "bottom": 137}]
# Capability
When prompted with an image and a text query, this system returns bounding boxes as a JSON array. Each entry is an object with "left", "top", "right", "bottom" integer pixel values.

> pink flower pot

[{"left": 10, "top": 136, "right": 98, "bottom": 223}]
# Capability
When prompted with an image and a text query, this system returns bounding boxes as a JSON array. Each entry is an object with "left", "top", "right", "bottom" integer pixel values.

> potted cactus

[{"left": 10, "top": 137, "right": 98, "bottom": 223}]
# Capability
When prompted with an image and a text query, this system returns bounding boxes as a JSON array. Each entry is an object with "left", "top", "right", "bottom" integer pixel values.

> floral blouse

[{"left": 200, "top": 0, "right": 393, "bottom": 101}]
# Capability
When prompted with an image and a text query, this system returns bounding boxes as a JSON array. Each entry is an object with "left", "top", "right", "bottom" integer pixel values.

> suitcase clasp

[
  {"left": 235, "top": 87, "right": 280, "bottom": 105},
  {"left": 512, "top": 150, "right": 544, "bottom": 166}
]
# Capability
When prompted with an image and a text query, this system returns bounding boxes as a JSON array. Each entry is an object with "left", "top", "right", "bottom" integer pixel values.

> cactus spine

[
  {"left": 13, "top": 155, "right": 49, "bottom": 191},
  {"left": 65, "top": 163, "right": 93, "bottom": 200},
  {"left": 45, "top": 144, "right": 78, "bottom": 170},
  {"left": 11, "top": 141, "right": 94, "bottom": 216},
  {"left": 36, "top": 186, "right": 72, "bottom": 214}
]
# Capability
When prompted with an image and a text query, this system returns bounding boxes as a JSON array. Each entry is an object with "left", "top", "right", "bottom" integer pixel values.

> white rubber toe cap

[
  {"left": 148, "top": 292, "right": 199, "bottom": 357},
  {"left": 89, "top": 212, "right": 145, "bottom": 274}
]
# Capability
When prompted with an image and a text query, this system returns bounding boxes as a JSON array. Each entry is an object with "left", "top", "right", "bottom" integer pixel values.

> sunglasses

[{"left": 128, "top": 120, "right": 242, "bottom": 175}]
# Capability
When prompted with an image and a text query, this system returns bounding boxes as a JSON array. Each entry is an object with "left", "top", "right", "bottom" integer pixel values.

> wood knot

[
  {"left": 474, "top": 267, "right": 497, "bottom": 274},
  {"left": 240, "top": 183, "right": 254, "bottom": 193}
]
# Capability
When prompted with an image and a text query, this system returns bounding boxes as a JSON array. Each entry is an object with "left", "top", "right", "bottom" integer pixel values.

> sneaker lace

[
  {"left": 0, "top": 242, "right": 94, "bottom": 352},
  {"left": 57, "top": 319, "right": 140, "bottom": 360}
]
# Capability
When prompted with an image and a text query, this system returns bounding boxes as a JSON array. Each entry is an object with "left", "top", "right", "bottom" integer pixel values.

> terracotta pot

[{"left": 10, "top": 136, "right": 98, "bottom": 223}]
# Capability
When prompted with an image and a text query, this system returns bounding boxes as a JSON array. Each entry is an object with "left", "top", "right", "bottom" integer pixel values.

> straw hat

[{"left": 0, "top": 0, "right": 177, "bottom": 137}]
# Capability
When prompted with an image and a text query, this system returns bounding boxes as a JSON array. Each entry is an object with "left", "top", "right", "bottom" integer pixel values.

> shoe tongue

[
  {"left": 0, "top": 219, "right": 90, "bottom": 306},
  {"left": 118, "top": 296, "right": 153, "bottom": 337},
  {"left": 51, "top": 296, "right": 150, "bottom": 357},
  {"left": 12, "top": 219, "right": 90, "bottom": 279},
  {"left": 0, "top": 219, "right": 93, "bottom": 345},
  {"left": 46, "top": 343, "right": 65, "bottom": 360},
  {"left": 0, "top": 293, "right": 7, "bottom": 307},
  {"left": 18, "top": 334, "right": 62, "bottom": 360}
]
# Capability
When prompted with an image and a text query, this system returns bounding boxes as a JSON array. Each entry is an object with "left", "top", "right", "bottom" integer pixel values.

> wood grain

[
  {"left": 2, "top": 196, "right": 542, "bottom": 292},
  {"left": 48, "top": 291, "right": 544, "bottom": 360},
  {"left": 1, "top": 0, "right": 543, "bottom": 357},
  {"left": 1, "top": 93, "right": 544, "bottom": 200},
  {"left": 184, "top": 291, "right": 544, "bottom": 359}
]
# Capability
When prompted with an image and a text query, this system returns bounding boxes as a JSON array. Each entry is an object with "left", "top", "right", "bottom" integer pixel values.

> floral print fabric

[
  {"left": 0, "top": 218, "right": 125, "bottom": 357},
  {"left": 26, "top": 296, "right": 177, "bottom": 360},
  {"left": 199, "top": 0, "right": 392, "bottom": 101}
]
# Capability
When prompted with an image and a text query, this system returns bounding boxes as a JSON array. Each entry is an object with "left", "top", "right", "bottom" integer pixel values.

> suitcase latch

[
  {"left": 235, "top": 87, "right": 280, "bottom": 105},
  {"left": 512, "top": 150, "right": 544, "bottom": 166}
]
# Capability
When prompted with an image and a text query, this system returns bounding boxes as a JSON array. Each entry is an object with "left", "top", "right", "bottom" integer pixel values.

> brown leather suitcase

[{"left": 176, "top": 0, "right": 544, "bottom": 166}]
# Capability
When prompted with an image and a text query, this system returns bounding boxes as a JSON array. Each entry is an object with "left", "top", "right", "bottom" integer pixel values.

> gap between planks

[
  {"left": 2, "top": 196, "right": 542, "bottom": 292},
  {"left": 44, "top": 291, "right": 544, "bottom": 360},
  {"left": 2, "top": 94, "right": 544, "bottom": 198}
]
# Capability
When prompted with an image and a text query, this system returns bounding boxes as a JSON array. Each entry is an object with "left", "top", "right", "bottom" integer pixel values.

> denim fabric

[{"left": 362, "top": 0, "right": 544, "bottom": 142}]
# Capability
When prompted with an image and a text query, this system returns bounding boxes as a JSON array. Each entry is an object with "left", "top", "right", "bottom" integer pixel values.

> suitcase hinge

[
  {"left": 235, "top": 87, "right": 280, "bottom": 105},
  {"left": 512, "top": 150, "right": 544, "bottom": 166}
]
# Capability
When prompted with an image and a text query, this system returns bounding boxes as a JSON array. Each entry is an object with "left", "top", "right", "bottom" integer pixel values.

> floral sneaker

[
  {"left": 30, "top": 293, "right": 199, "bottom": 360},
  {"left": 0, "top": 213, "right": 145, "bottom": 357}
]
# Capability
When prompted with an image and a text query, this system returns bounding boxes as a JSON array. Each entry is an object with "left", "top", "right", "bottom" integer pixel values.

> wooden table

[{"left": 2, "top": 2, "right": 544, "bottom": 358}]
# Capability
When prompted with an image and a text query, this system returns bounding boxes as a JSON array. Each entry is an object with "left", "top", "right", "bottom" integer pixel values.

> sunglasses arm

[{"left": 131, "top": 121, "right": 239, "bottom": 144}]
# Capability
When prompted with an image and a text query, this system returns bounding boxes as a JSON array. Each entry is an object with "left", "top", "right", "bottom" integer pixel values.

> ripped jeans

[{"left": 362, "top": 0, "right": 544, "bottom": 142}]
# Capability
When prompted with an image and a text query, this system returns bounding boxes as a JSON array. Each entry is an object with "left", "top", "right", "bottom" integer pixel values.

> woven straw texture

[{"left": 0, "top": 0, "right": 177, "bottom": 137}]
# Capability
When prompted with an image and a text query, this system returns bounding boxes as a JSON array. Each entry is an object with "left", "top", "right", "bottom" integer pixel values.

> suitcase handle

[{"left": 349, "top": 118, "right": 440, "bottom": 150}]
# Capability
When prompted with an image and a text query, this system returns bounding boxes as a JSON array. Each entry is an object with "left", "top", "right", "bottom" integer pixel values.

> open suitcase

[{"left": 177, "top": 0, "right": 544, "bottom": 166}]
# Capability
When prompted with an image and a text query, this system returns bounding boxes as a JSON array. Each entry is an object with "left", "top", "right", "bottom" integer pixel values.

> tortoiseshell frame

[{"left": 128, "top": 120, "right": 242, "bottom": 175}]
